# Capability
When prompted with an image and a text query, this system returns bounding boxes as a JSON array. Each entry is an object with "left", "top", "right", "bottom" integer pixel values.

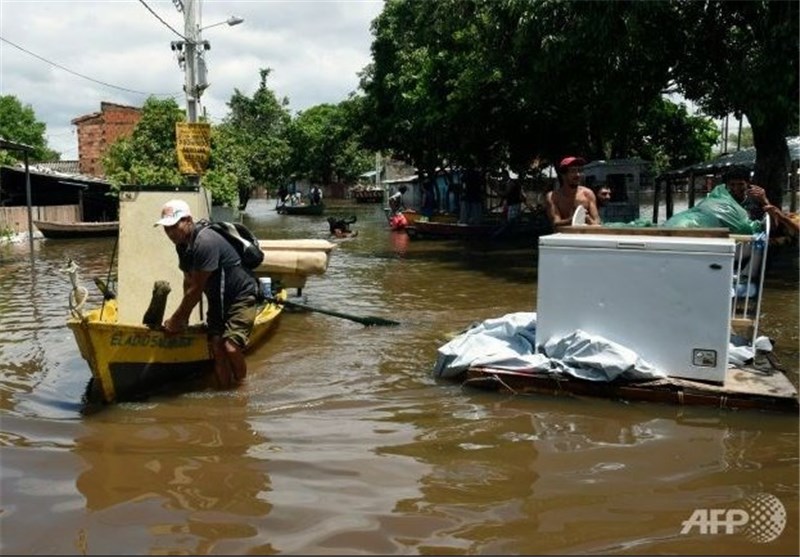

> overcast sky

[{"left": 0, "top": 0, "right": 384, "bottom": 160}]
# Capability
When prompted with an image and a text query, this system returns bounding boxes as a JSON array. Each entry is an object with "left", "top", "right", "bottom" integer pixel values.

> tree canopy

[
  {"left": 287, "top": 100, "right": 373, "bottom": 185},
  {"left": 0, "top": 95, "right": 59, "bottom": 164},
  {"left": 103, "top": 97, "right": 185, "bottom": 192},
  {"left": 360, "top": 0, "right": 798, "bottom": 205}
]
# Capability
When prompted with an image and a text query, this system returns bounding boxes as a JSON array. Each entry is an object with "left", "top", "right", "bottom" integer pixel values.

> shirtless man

[{"left": 545, "top": 156, "right": 601, "bottom": 227}]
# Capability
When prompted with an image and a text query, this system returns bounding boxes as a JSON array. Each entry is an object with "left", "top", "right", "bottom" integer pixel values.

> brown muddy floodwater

[{"left": 1, "top": 198, "right": 797, "bottom": 555}]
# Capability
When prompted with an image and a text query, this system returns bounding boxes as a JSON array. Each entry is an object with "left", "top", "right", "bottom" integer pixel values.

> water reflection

[
  {"left": 73, "top": 395, "right": 275, "bottom": 554},
  {"left": 377, "top": 393, "right": 798, "bottom": 554},
  {"left": 388, "top": 229, "right": 410, "bottom": 257},
  {"left": 1, "top": 199, "right": 797, "bottom": 555}
]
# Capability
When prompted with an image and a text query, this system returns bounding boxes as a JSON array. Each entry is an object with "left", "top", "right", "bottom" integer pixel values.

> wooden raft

[{"left": 463, "top": 365, "right": 799, "bottom": 413}]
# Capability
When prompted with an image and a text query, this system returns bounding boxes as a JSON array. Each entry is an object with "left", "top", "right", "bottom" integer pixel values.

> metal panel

[{"left": 117, "top": 187, "right": 211, "bottom": 325}]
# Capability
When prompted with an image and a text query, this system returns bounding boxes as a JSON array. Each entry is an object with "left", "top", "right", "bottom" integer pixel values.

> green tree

[
  {"left": 0, "top": 95, "right": 60, "bottom": 164},
  {"left": 630, "top": 98, "right": 719, "bottom": 172},
  {"left": 361, "top": 0, "right": 794, "bottom": 195},
  {"left": 223, "top": 68, "right": 293, "bottom": 208},
  {"left": 362, "top": 1, "right": 687, "bottom": 172},
  {"left": 288, "top": 101, "right": 373, "bottom": 185},
  {"left": 204, "top": 124, "right": 252, "bottom": 209},
  {"left": 103, "top": 97, "right": 185, "bottom": 190},
  {"left": 650, "top": 1, "right": 797, "bottom": 206},
  {"left": 103, "top": 97, "right": 240, "bottom": 207}
]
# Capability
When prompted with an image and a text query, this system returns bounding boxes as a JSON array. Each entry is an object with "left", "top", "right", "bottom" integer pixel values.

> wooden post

[
  {"left": 142, "top": 280, "right": 172, "bottom": 328},
  {"left": 652, "top": 179, "right": 661, "bottom": 224},
  {"left": 665, "top": 176, "right": 674, "bottom": 220},
  {"left": 688, "top": 171, "right": 696, "bottom": 209}
]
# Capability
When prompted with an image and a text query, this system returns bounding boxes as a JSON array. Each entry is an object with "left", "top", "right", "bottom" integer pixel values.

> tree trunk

[{"left": 750, "top": 119, "right": 790, "bottom": 210}]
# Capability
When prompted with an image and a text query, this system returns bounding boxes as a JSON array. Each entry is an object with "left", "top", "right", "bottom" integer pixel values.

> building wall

[{"left": 74, "top": 103, "right": 141, "bottom": 177}]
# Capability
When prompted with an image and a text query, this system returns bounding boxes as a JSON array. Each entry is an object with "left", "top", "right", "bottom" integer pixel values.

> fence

[{"left": 0, "top": 205, "right": 81, "bottom": 233}]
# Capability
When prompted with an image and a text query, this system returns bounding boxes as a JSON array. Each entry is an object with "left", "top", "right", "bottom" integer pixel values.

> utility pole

[
  {"left": 183, "top": 0, "right": 200, "bottom": 187},
  {"left": 173, "top": 0, "right": 240, "bottom": 189}
]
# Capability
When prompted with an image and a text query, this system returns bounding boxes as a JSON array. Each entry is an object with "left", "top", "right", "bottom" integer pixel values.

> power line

[
  {"left": 137, "top": 0, "right": 186, "bottom": 41},
  {"left": 0, "top": 35, "right": 179, "bottom": 97}
]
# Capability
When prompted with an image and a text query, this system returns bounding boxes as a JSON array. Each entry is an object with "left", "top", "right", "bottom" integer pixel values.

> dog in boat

[{"left": 327, "top": 216, "right": 358, "bottom": 238}]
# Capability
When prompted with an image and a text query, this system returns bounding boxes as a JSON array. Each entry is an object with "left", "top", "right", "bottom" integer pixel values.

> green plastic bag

[
  {"left": 606, "top": 218, "right": 655, "bottom": 228},
  {"left": 663, "top": 185, "right": 762, "bottom": 234}
]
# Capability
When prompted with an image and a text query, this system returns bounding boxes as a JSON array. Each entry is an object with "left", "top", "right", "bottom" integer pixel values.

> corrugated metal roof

[
  {"left": 382, "top": 174, "right": 419, "bottom": 184},
  {"left": 1, "top": 162, "right": 110, "bottom": 185},
  {"left": 664, "top": 136, "right": 800, "bottom": 177},
  {"left": 37, "top": 160, "right": 80, "bottom": 174}
]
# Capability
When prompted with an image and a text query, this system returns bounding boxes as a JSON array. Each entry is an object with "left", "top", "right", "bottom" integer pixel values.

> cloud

[{"left": 0, "top": 0, "right": 383, "bottom": 159}]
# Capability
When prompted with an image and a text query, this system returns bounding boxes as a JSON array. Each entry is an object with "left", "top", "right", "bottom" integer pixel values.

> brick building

[{"left": 71, "top": 102, "right": 142, "bottom": 177}]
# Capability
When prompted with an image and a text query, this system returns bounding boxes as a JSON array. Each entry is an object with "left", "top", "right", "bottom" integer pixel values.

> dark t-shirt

[{"left": 177, "top": 226, "right": 257, "bottom": 321}]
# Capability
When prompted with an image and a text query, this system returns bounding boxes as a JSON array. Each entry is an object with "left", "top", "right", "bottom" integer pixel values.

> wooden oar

[{"left": 269, "top": 297, "right": 400, "bottom": 327}]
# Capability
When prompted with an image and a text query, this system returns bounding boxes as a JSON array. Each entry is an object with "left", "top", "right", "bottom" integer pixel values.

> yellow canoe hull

[{"left": 67, "top": 293, "right": 284, "bottom": 404}]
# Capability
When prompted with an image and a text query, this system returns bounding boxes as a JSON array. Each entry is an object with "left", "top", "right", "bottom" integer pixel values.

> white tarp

[{"left": 433, "top": 312, "right": 766, "bottom": 382}]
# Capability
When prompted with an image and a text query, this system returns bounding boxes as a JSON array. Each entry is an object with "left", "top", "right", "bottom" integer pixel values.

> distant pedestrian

[
  {"left": 310, "top": 185, "right": 323, "bottom": 206},
  {"left": 388, "top": 185, "right": 407, "bottom": 215}
]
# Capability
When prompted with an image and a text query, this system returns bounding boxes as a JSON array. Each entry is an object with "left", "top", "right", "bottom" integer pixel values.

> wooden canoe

[
  {"left": 405, "top": 216, "right": 551, "bottom": 241},
  {"left": 34, "top": 220, "right": 118, "bottom": 239},
  {"left": 69, "top": 291, "right": 286, "bottom": 405},
  {"left": 352, "top": 188, "right": 384, "bottom": 203}
]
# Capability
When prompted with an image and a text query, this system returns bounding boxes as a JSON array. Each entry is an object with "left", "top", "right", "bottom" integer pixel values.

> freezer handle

[{"left": 616, "top": 241, "right": 647, "bottom": 250}]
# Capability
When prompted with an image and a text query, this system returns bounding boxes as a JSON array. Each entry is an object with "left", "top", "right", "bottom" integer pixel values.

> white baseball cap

[{"left": 154, "top": 199, "right": 192, "bottom": 227}]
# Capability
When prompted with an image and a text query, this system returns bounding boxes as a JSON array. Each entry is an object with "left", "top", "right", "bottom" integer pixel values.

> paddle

[{"left": 269, "top": 296, "right": 400, "bottom": 327}]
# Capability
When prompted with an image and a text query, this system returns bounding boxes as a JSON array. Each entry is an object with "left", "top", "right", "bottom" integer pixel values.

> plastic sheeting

[
  {"left": 433, "top": 312, "right": 768, "bottom": 383},
  {"left": 663, "top": 184, "right": 762, "bottom": 234}
]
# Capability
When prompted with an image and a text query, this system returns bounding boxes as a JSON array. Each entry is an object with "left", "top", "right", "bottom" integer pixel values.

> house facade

[{"left": 71, "top": 102, "right": 142, "bottom": 177}]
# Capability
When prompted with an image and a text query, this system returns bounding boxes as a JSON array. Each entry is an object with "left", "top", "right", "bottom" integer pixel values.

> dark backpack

[{"left": 199, "top": 219, "right": 265, "bottom": 269}]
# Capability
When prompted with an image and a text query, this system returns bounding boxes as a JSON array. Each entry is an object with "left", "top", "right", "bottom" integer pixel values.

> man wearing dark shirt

[{"left": 155, "top": 199, "right": 258, "bottom": 388}]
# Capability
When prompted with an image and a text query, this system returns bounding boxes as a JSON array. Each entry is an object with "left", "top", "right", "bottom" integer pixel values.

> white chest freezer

[{"left": 536, "top": 233, "right": 736, "bottom": 383}]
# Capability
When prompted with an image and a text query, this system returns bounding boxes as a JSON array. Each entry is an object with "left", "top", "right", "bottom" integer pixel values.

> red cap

[{"left": 558, "top": 156, "right": 587, "bottom": 170}]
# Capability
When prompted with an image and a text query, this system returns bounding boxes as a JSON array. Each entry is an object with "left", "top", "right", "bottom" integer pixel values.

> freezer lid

[{"left": 538, "top": 232, "right": 736, "bottom": 253}]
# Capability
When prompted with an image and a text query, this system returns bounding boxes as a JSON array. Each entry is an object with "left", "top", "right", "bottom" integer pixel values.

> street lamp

[
  {"left": 176, "top": 1, "right": 243, "bottom": 124},
  {"left": 200, "top": 16, "right": 244, "bottom": 32}
]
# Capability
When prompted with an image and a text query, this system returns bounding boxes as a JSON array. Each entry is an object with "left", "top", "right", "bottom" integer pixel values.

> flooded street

[{"left": 1, "top": 197, "right": 798, "bottom": 555}]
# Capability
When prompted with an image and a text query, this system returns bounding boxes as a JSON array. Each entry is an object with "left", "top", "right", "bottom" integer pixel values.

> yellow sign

[{"left": 175, "top": 122, "right": 211, "bottom": 175}]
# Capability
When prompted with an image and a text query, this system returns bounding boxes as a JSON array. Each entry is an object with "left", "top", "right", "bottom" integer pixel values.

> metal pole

[
  {"left": 184, "top": 0, "right": 199, "bottom": 125},
  {"left": 184, "top": 0, "right": 200, "bottom": 188},
  {"left": 24, "top": 152, "right": 34, "bottom": 259}
]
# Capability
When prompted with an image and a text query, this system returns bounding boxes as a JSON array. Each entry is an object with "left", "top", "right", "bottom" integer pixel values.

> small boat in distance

[
  {"left": 34, "top": 220, "right": 118, "bottom": 239},
  {"left": 351, "top": 185, "right": 384, "bottom": 204},
  {"left": 277, "top": 203, "right": 325, "bottom": 216}
]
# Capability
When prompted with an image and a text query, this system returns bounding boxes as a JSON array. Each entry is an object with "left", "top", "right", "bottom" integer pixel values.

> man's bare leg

[
  {"left": 224, "top": 339, "right": 247, "bottom": 383},
  {"left": 210, "top": 336, "right": 234, "bottom": 388}
]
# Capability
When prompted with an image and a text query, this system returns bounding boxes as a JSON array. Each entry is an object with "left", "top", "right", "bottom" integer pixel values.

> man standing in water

[
  {"left": 545, "top": 156, "right": 601, "bottom": 227},
  {"left": 155, "top": 199, "right": 258, "bottom": 389}
]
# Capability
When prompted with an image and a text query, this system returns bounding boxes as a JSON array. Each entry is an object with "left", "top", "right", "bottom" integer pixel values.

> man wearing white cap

[
  {"left": 545, "top": 156, "right": 601, "bottom": 227},
  {"left": 154, "top": 199, "right": 258, "bottom": 388}
]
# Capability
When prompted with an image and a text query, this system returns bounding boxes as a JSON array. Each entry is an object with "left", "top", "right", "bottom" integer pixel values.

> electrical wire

[
  {"left": 0, "top": 35, "right": 179, "bottom": 97},
  {"left": 137, "top": 0, "right": 187, "bottom": 41}
]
